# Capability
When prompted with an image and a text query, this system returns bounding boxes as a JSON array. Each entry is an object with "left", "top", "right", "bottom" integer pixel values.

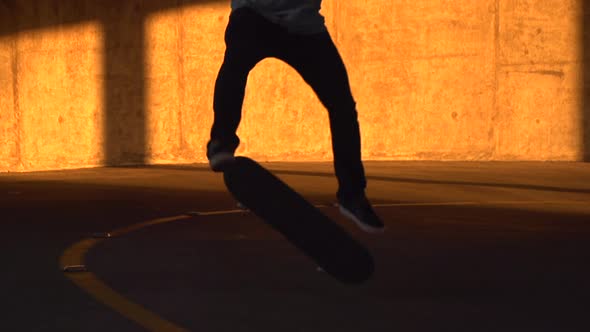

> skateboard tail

[{"left": 223, "top": 157, "right": 375, "bottom": 284}]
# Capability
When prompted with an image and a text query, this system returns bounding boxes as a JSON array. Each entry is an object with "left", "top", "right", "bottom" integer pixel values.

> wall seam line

[{"left": 11, "top": 32, "right": 22, "bottom": 170}]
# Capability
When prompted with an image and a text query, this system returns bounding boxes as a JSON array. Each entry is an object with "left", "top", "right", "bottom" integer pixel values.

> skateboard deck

[{"left": 223, "top": 156, "right": 374, "bottom": 284}]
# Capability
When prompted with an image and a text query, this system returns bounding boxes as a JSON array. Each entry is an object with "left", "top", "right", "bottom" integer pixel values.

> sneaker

[
  {"left": 338, "top": 194, "right": 385, "bottom": 233},
  {"left": 207, "top": 140, "right": 236, "bottom": 172}
]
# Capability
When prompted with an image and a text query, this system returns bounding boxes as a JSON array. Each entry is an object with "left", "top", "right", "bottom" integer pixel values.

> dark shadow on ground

[
  {"left": 87, "top": 203, "right": 590, "bottom": 331},
  {"left": 274, "top": 170, "right": 590, "bottom": 195},
  {"left": 131, "top": 164, "right": 590, "bottom": 195},
  {"left": 0, "top": 0, "right": 225, "bottom": 166},
  {"left": 0, "top": 178, "right": 230, "bottom": 331},
  {"left": 2, "top": 173, "right": 590, "bottom": 330}
]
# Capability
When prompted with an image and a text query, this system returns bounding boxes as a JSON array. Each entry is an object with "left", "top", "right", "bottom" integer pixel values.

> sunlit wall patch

[{"left": 20, "top": 21, "right": 105, "bottom": 170}]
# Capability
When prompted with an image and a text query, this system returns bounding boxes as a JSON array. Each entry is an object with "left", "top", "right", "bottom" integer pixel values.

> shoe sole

[
  {"left": 338, "top": 205, "right": 385, "bottom": 234},
  {"left": 209, "top": 153, "right": 235, "bottom": 172}
]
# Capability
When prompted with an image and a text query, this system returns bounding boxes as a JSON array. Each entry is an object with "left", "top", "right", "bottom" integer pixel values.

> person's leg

[
  {"left": 275, "top": 31, "right": 384, "bottom": 232},
  {"left": 208, "top": 8, "right": 278, "bottom": 169},
  {"left": 275, "top": 32, "right": 366, "bottom": 202}
]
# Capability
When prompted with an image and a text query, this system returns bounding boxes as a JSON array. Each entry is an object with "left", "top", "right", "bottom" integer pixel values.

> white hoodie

[{"left": 231, "top": 0, "right": 327, "bottom": 35}]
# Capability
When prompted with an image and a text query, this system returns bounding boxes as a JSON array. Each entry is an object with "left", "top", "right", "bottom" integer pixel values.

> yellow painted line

[
  {"left": 108, "top": 215, "right": 192, "bottom": 237},
  {"left": 60, "top": 215, "right": 191, "bottom": 332},
  {"left": 194, "top": 209, "right": 246, "bottom": 216},
  {"left": 60, "top": 199, "right": 588, "bottom": 330}
]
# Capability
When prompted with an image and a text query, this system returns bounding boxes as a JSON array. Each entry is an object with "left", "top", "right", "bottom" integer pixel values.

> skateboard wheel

[
  {"left": 236, "top": 202, "right": 248, "bottom": 210},
  {"left": 92, "top": 232, "right": 112, "bottom": 238}
]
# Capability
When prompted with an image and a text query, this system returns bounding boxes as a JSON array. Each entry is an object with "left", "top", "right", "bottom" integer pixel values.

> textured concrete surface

[
  {"left": 1, "top": 161, "right": 589, "bottom": 331},
  {"left": 496, "top": 0, "right": 582, "bottom": 160},
  {"left": 583, "top": 0, "right": 590, "bottom": 161},
  {"left": 0, "top": 33, "right": 19, "bottom": 170},
  {"left": 0, "top": 1, "right": 588, "bottom": 172}
]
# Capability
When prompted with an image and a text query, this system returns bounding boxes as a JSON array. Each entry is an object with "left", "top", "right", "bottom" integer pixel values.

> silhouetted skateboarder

[{"left": 207, "top": 0, "right": 385, "bottom": 233}]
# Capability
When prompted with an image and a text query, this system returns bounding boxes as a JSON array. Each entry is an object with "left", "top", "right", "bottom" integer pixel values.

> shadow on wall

[
  {"left": 584, "top": 1, "right": 590, "bottom": 162},
  {"left": 0, "top": 0, "right": 225, "bottom": 166}
]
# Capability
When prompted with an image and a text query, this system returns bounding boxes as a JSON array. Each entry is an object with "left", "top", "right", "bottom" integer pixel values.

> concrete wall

[
  {"left": 0, "top": 0, "right": 587, "bottom": 172},
  {"left": 583, "top": 0, "right": 590, "bottom": 161},
  {"left": 0, "top": 31, "right": 18, "bottom": 171}
]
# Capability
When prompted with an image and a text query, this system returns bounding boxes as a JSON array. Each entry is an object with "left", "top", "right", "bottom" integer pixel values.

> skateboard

[{"left": 223, "top": 156, "right": 374, "bottom": 284}]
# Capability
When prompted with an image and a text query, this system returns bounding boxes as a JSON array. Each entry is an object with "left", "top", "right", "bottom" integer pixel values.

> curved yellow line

[
  {"left": 59, "top": 215, "right": 191, "bottom": 332},
  {"left": 59, "top": 199, "right": 588, "bottom": 330}
]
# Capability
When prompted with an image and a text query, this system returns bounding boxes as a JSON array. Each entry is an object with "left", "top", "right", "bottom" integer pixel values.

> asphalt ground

[{"left": 1, "top": 161, "right": 590, "bottom": 331}]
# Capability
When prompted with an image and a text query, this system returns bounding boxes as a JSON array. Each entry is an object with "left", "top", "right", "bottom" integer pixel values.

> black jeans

[{"left": 210, "top": 7, "right": 366, "bottom": 201}]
